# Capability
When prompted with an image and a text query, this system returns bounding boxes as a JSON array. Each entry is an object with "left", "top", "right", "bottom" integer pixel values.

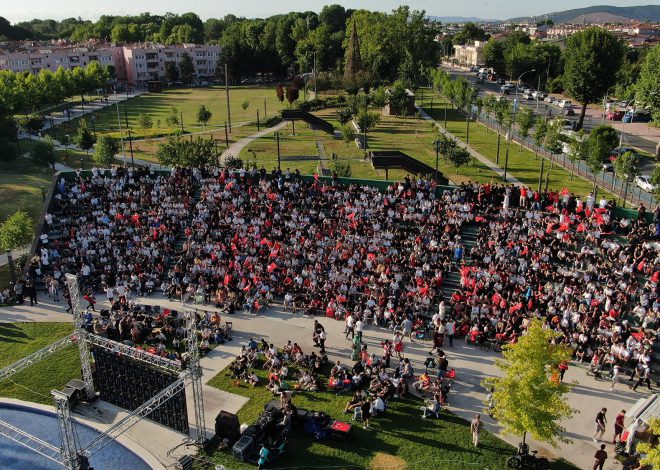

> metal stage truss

[{"left": 0, "top": 275, "right": 207, "bottom": 469}]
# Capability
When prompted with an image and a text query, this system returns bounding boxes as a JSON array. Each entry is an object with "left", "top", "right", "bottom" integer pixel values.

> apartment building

[
  {"left": 0, "top": 41, "right": 221, "bottom": 87},
  {"left": 453, "top": 41, "right": 485, "bottom": 67},
  {"left": 0, "top": 41, "right": 114, "bottom": 74},
  {"left": 118, "top": 44, "right": 221, "bottom": 85}
]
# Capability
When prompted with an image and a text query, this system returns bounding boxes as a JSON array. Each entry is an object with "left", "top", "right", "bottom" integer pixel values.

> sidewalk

[
  {"left": 417, "top": 106, "right": 523, "bottom": 186},
  {"left": 0, "top": 247, "right": 29, "bottom": 268},
  {"left": 220, "top": 121, "right": 287, "bottom": 163}
]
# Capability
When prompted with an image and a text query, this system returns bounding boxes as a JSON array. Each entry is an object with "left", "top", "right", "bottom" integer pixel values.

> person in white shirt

[
  {"left": 355, "top": 319, "right": 364, "bottom": 344},
  {"left": 345, "top": 314, "right": 355, "bottom": 339},
  {"left": 445, "top": 319, "right": 456, "bottom": 347}
]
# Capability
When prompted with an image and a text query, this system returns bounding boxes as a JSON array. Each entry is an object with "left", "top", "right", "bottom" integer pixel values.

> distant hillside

[
  {"left": 510, "top": 5, "right": 660, "bottom": 24},
  {"left": 570, "top": 12, "right": 637, "bottom": 24}
]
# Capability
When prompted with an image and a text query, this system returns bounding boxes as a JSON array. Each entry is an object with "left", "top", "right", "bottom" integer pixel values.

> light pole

[
  {"left": 618, "top": 99, "right": 635, "bottom": 148},
  {"left": 313, "top": 51, "right": 317, "bottom": 97},
  {"left": 114, "top": 91, "right": 127, "bottom": 166},
  {"left": 503, "top": 131, "right": 512, "bottom": 182},
  {"left": 515, "top": 69, "right": 536, "bottom": 102}
]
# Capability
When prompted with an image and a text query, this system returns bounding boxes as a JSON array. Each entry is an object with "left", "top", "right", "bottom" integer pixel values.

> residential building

[
  {"left": 0, "top": 41, "right": 114, "bottom": 74},
  {"left": 117, "top": 43, "right": 221, "bottom": 86},
  {"left": 453, "top": 41, "right": 485, "bottom": 67}
]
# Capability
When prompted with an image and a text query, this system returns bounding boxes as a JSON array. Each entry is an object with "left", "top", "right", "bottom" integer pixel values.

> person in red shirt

[{"left": 613, "top": 410, "right": 626, "bottom": 444}]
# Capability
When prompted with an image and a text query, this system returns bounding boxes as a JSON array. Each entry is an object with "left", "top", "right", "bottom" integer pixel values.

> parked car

[
  {"left": 606, "top": 110, "right": 625, "bottom": 121},
  {"left": 496, "top": 78, "right": 505, "bottom": 85},
  {"left": 609, "top": 147, "right": 641, "bottom": 162},
  {"left": 500, "top": 88, "right": 510, "bottom": 95},
  {"left": 623, "top": 110, "right": 652, "bottom": 123},
  {"left": 602, "top": 162, "right": 614, "bottom": 172},
  {"left": 556, "top": 99, "right": 573, "bottom": 109},
  {"left": 563, "top": 108, "right": 575, "bottom": 116},
  {"left": 500, "top": 83, "right": 514, "bottom": 92},
  {"left": 469, "top": 66, "right": 479, "bottom": 72},
  {"left": 635, "top": 175, "right": 656, "bottom": 192},
  {"left": 544, "top": 96, "right": 556, "bottom": 104},
  {"left": 522, "top": 92, "right": 534, "bottom": 100},
  {"left": 532, "top": 91, "right": 546, "bottom": 100}
]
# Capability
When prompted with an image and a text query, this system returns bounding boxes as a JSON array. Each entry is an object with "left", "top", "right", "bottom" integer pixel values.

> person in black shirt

[{"left": 593, "top": 408, "right": 607, "bottom": 442}]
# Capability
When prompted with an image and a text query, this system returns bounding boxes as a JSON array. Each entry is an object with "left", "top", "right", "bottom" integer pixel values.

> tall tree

[
  {"left": 165, "top": 61, "right": 179, "bottom": 83},
  {"left": 0, "top": 211, "right": 33, "bottom": 252},
  {"left": 75, "top": 119, "right": 96, "bottom": 156},
  {"left": 30, "top": 137, "right": 57, "bottom": 170},
  {"left": 343, "top": 18, "right": 363, "bottom": 83},
  {"left": 516, "top": 108, "right": 535, "bottom": 149},
  {"left": 447, "top": 146, "right": 471, "bottom": 169},
  {"left": 635, "top": 43, "right": 660, "bottom": 124},
  {"left": 178, "top": 52, "right": 195, "bottom": 85},
  {"left": 563, "top": 27, "right": 625, "bottom": 130},
  {"left": 586, "top": 124, "right": 619, "bottom": 186},
  {"left": 484, "top": 319, "right": 575, "bottom": 447},
  {"left": 94, "top": 135, "right": 119, "bottom": 166}
]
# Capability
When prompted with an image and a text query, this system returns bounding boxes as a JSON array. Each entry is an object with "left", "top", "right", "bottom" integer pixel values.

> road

[{"left": 440, "top": 64, "right": 659, "bottom": 158}]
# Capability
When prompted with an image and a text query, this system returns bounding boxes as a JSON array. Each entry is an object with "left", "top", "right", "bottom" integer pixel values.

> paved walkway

[
  {"left": 0, "top": 247, "right": 29, "bottom": 268},
  {"left": 417, "top": 106, "right": 523, "bottom": 186},
  {"left": 220, "top": 121, "right": 287, "bottom": 163},
  {"left": 1, "top": 293, "right": 644, "bottom": 470}
]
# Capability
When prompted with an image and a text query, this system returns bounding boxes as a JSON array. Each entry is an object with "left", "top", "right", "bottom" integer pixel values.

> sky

[{"left": 2, "top": 0, "right": 653, "bottom": 23}]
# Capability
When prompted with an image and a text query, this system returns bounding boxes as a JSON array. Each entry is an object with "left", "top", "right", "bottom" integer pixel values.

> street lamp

[
  {"left": 618, "top": 98, "right": 636, "bottom": 148},
  {"left": 503, "top": 131, "right": 512, "bottom": 182},
  {"left": 515, "top": 69, "right": 536, "bottom": 101},
  {"left": 114, "top": 91, "right": 127, "bottom": 166}
]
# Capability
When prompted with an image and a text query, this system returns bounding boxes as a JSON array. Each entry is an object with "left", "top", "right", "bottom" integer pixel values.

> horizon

[{"left": 2, "top": 0, "right": 653, "bottom": 24}]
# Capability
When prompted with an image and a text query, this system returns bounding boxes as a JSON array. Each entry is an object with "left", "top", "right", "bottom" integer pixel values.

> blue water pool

[{"left": 0, "top": 403, "right": 152, "bottom": 469}]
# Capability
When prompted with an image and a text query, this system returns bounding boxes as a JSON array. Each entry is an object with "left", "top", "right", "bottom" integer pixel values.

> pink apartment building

[{"left": 0, "top": 41, "right": 221, "bottom": 86}]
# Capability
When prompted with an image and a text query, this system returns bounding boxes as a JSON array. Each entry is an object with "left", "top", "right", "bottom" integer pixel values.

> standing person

[
  {"left": 318, "top": 328, "right": 327, "bottom": 354},
  {"left": 613, "top": 410, "right": 626, "bottom": 444},
  {"left": 632, "top": 365, "right": 652, "bottom": 391},
  {"left": 393, "top": 332, "right": 404, "bottom": 359},
  {"left": 429, "top": 326, "right": 444, "bottom": 355},
  {"left": 355, "top": 317, "right": 364, "bottom": 344},
  {"left": 402, "top": 316, "right": 414, "bottom": 343},
  {"left": 471, "top": 414, "right": 483, "bottom": 448},
  {"left": 25, "top": 280, "right": 37, "bottom": 306},
  {"left": 313, "top": 320, "right": 324, "bottom": 347},
  {"left": 13, "top": 280, "right": 24, "bottom": 305},
  {"left": 445, "top": 318, "right": 456, "bottom": 347},
  {"left": 610, "top": 364, "right": 621, "bottom": 391},
  {"left": 593, "top": 408, "right": 607, "bottom": 443},
  {"left": 361, "top": 398, "right": 372, "bottom": 429},
  {"left": 345, "top": 313, "right": 355, "bottom": 339},
  {"left": 559, "top": 361, "right": 569, "bottom": 383},
  {"left": 593, "top": 444, "right": 608, "bottom": 470}
]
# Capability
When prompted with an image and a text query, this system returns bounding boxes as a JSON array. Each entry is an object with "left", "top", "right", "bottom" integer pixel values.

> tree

[
  {"left": 156, "top": 135, "right": 215, "bottom": 166},
  {"left": 336, "top": 109, "right": 353, "bottom": 125},
  {"left": 340, "top": 123, "right": 355, "bottom": 147},
  {"left": 165, "top": 106, "right": 180, "bottom": 127},
  {"left": 178, "top": 52, "right": 195, "bottom": 86},
  {"left": 563, "top": 28, "right": 625, "bottom": 130},
  {"left": 637, "top": 418, "right": 660, "bottom": 468},
  {"left": 94, "top": 135, "right": 119, "bottom": 166},
  {"left": 483, "top": 319, "right": 575, "bottom": 447},
  {"left": 0, "top": 211, "right": 33, "bottom": 251},
  {"left": 586, "top": 124, "right": 619, "bottom": 186},
  {"left": 544, "top": 120, "right": 563, "bottom": 155},
  {"left": 483, "top": 40, "right": 506, "bottom": 77},
  {"left": 355, "top": 109, "right": 380, "bottom": 149},
  {"left": 567, "top": 129, "right": 589, "bottom": 176},
  {"left": 275, "top": 84, "right": 285, "bottom": 103},
  {"left": 614, "top": 150, "right": 641, "bottom": 202},
  {"left": 533, "top": 117, "right": 548, "bottom": 149},
  {"left": 387, "top": 81, "right": 410, "bottom": 118},
  {"left": 285, "top": 85, "right": 299, "bottom": 106},
  {"left": 652, "top": 167, "right": 660, "bottom": 202},
  {"left": 75, "top": 120, "right": 95, "bottom": 156},
  {"left": 30, "top": 137, "right": 57, "bottom": 169},
  {"left": 494, "top": 99, "right": 511, "bottom": 131},
  {"left": 370, "top": 87, "right": 387, "bottom": 115},
  {"left": 136, "top": 113, "right": 153, "bottom": 130},
  {"left": 165, "top": 61, "right": 179, "bottom": 83},
  {"left": 18, "top": 115, "right": 44, "bottom": 138},
  {"left": 334, "top": 160, "right": 352, "bottom": 177},
  {"left": 516, "top": 108, "right": 535, "bottom": 150},
  {"left": 635, "top": 43, "right": 660, "bottom": 124},
  {"left": 196, "top": 105, "right": 212, "bottom": 127},
  {"left": 448, "top": 146, "right": 471, "bottom": 169},
  {"left": 241, "top": 99, "right": 250, "bottom": 119}
]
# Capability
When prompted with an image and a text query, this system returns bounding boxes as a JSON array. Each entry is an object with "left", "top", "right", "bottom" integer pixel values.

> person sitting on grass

[
  {"left": 413, "top": 372, "right": 432, "bottom": 394},
  {"left": 422, "top": 392, "right": 442, "bottom": 419},
  {"left": 344, "top": 391, "right": 364, "bottom": 414}
]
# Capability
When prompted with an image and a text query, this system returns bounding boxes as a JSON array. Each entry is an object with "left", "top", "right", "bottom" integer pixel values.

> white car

[
  {"left": 544, "top": 96, "right": 556, "bottom": 104},
  {"left": 635, "top": 175, "right": 656, "bottom": 193},
  {"left": 533, "top": 91, "right": 546, "bottom": 100}
]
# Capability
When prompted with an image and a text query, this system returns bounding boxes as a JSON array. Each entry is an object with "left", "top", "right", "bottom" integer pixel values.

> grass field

[
  {"left": 203, "top": 359, "right": 577, "bottom": 470},
  {"left": 240, "top": 107, "right": 500, "bottom": 182},
  {"left": 417, "top": 92, "right": 621, "bottom": 201},
  {"left": 45, "top": 87, "right": 287, "bottom": 143},
  {"left": 0, "top": 156, "right": 52, "bottom": 228},
  {"left": 0, "top": 323, "right": 80, "bottom": 405}
]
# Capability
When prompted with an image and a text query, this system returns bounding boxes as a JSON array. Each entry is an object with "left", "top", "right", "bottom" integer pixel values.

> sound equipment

[
  {"left": 215, "top": 411, "right": 240, "bottom": 443},
  {"left": 232, "top": 435, "right": 254, "bottom": 462}
]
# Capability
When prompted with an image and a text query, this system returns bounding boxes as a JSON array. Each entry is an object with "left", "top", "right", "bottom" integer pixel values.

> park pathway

[
  {"left": 416, "top": 105, "right": 523, "bottom": 186},
  {"left": 219, "top": 121, "right": 287, "bottom": 163}
]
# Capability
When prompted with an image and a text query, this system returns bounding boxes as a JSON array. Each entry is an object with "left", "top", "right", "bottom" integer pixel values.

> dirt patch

[{"left": 369, "top": 452, "right": 407, "bottom": 470}]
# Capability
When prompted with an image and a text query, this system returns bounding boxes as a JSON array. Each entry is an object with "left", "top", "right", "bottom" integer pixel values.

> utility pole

[
  {"left": 276, "top": 132, "right": 281, "bottom": 170},
  {"left": 224, "top": 122, "right": 229, "bottom": 147},
  {"left": 444, "top": 105, "right": 447, "bottom": 128},
  {"left": 257, "top": 109, "right": 260, "bottom": 131},
  {"left": 435, "top": 144, "right": 439, "bottom": 182},
  {"left": 503, "top": 133, "right": 511, "bottom": 182},
  {"left": 313, "top": 51, "right": 317, "bottom": 97},
  {"left": 496, "top": 133, "right": 501, "bottom": 165},
  {"left": 538, "top": 158, "right": 544, "bottom": 193},
  {"left": 124, "top": 108, "right": 129, "bottom": 130},
  {"left": 264, "top": 98, "right": 267, "bottom": 117},
  {"left": 225, "top": 63, "right": 231, "bottom": 132},
  {"left": 127, "top": 129, "right": 135, "bottom": 168},
  {"left": 180, "top": 112, "right": 184, "bottom": 134}
]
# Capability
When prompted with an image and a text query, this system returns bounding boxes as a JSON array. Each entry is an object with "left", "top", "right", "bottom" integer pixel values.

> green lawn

[
  {"left": 0, "top": 323, "right": 80, "bottom": 405},
  {"left": 45, "top": 87, "right": 287, "bottom": 143},
  {"left": 0, "top": 156, "right": 52, "bottom": 227},
  {"left": 417, "top": 92, "right": 621, "bottom": 202},
  {"left": 203, "top": 360, "right": 576, "bottom": 470}
]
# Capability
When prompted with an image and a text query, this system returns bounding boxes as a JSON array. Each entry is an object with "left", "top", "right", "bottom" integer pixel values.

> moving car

[
  {"left": 623, "top": 110, "right": 652, "bottom": 123},
  {"left": 544, "top": 96, "right": 556, "bottom": 104},
  {"left": 635, "top": 175, "right": 656, "bottom": 193},
  {"left": 532, "top": 91, "right": 546, "bottom": 100},
  {"left": 606, "top": 110, "right": 625, "bottom": 121},
  {"left": 496, "top": 78, "right": 505, "bottom": 85},
  {"left": 500, "top": 84, "right": 514, "bottom": 93},
  {"left": 563, "top": 108, "right": 575, "bottom": 116},
  {"left": 556, "top": 99, "right": 573, "bottom": 109},
  {"left": 522, "top": 92, "right": 534, "bottom": 100}
]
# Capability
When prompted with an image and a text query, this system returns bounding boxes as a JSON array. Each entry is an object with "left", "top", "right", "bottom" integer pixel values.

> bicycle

[{"left": 506, "top": 442, "right": 549, "bottom": 470}]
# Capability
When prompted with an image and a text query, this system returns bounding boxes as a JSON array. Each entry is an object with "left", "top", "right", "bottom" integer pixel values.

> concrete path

[
  {"left": 417, "top": 105, "right": 523, "bottom": 186},
  {"left": 0, "top": 247, "right": 29, "bottom": 268},
  {"left": 220, "top": 121, "right": 287, "bottom": 163},
  {"left": 1, "top": 293, "right": 644, "bottom": 470}
]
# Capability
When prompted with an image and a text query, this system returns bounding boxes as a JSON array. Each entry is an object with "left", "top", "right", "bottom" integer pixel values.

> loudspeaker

[{"left": 215, "top": 411, "right": 240, "bottom": 443}]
